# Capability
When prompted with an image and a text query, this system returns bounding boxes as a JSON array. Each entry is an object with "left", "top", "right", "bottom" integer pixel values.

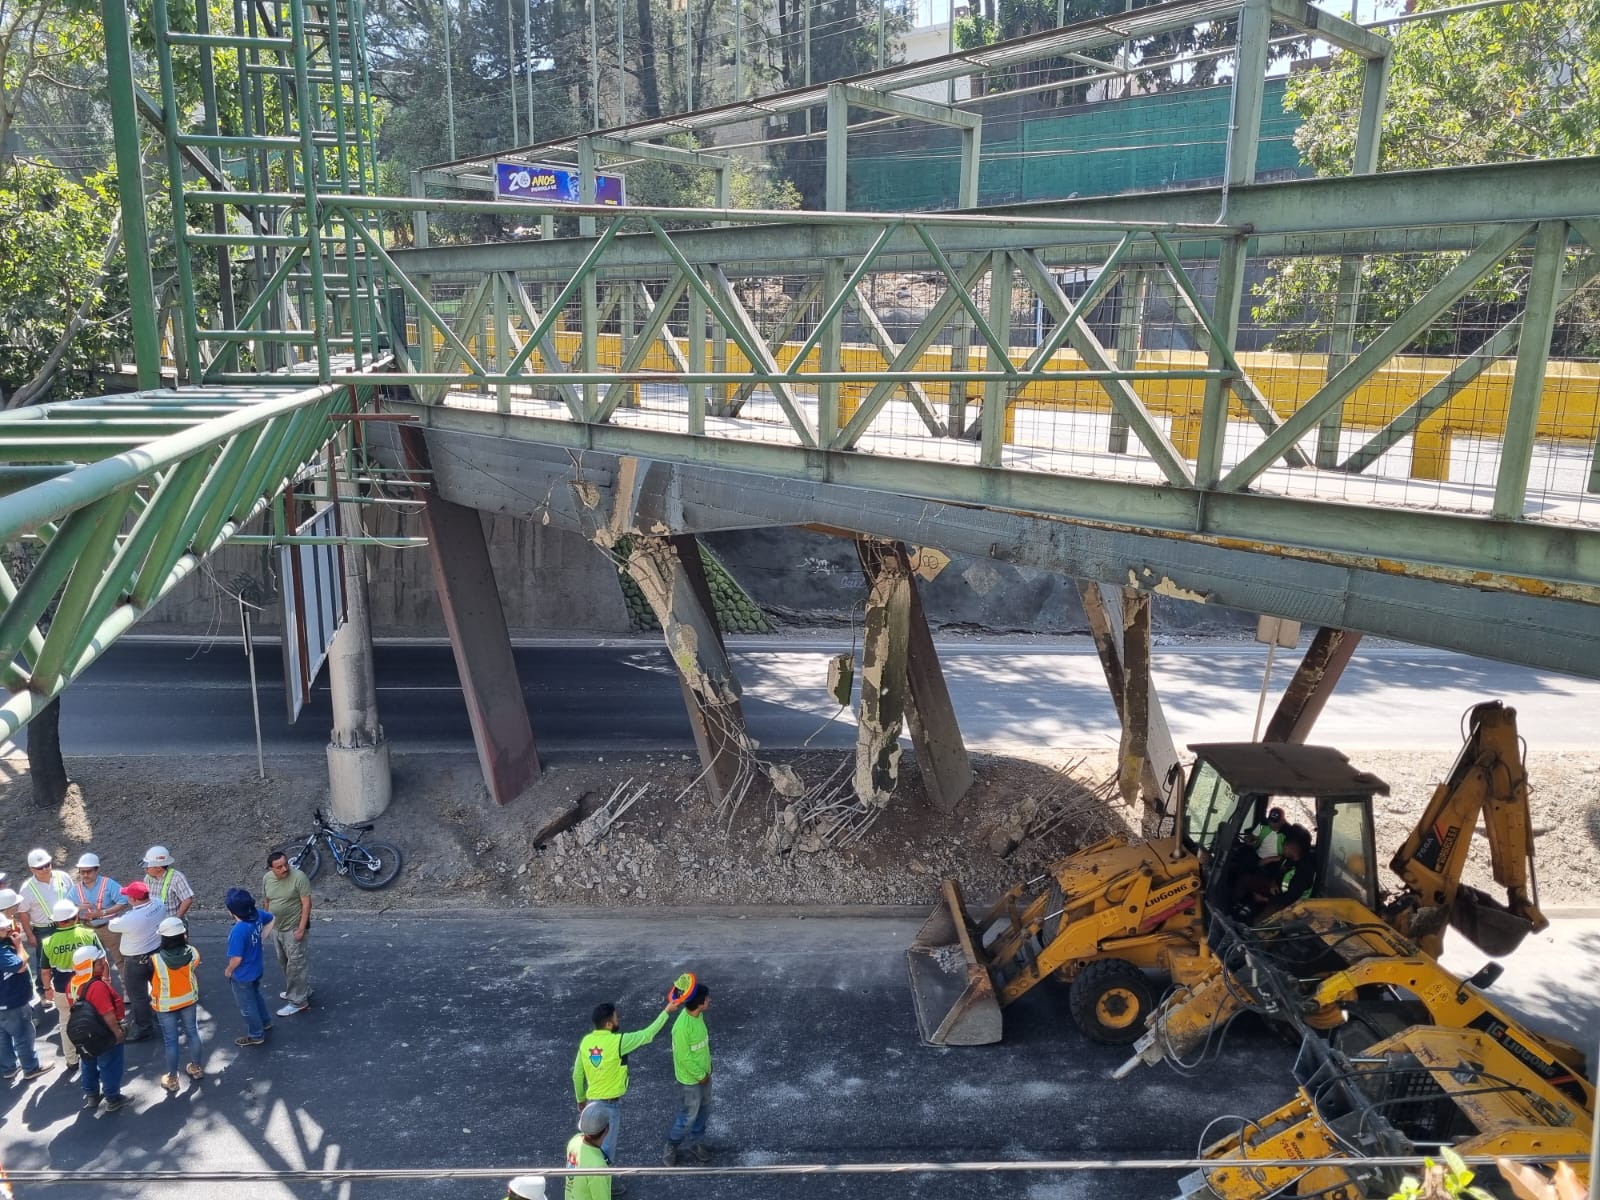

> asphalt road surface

[
  {"left": 3, "top": 913, "right": 1299, "bottom": 1200},
  {"left": 12, "top": 637, "right": 1600, "bottom": 758}
]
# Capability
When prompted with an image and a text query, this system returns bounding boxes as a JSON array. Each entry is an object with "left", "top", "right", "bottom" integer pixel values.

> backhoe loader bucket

[
  {"left": 905, "top": 879, "right": 1004, "bottom": 1046},
  {"left": 1450, "top": 885, "right": 1544, "bottom": 957}
]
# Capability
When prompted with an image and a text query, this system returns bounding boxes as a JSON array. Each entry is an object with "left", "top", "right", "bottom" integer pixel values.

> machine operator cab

[{"left": 1178, "top": 742, "right": 1390, "bottom": 925}]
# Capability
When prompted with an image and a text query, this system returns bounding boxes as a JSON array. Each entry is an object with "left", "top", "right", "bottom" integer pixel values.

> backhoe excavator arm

[{"left": 1386, "top": 701, "right": 1547, "bottom": 957}]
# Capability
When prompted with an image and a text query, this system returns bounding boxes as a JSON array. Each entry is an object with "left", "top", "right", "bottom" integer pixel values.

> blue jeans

[
  {"left": 668, "top": 1080, "right": 712, "bottom": 1146},
  {"left": 157, "top": 1005, "right": 203, "bottom": 1074},
  {"left": 81, "top": 1042, "right": 126, "bottom": 1100},
  {"left": 0, "top": 1005, "right": 40, "bottom": 1073},
  {"left": 589, "top": 1098, "right": 621, "bottom": 1164},
  {"left": 230, "top": 977, "right": 270, "bottom": 1038}
]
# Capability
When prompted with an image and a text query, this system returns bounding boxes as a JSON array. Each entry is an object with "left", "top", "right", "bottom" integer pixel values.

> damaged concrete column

[
  {"left": 1264, "top": 627, "right": 1363, "bottom": 744},
  {"left": 1077, "top": 580, "right": 1180, "bottom": 819},
  {"left": 623, "top": 534, "right": 751, "bottom": 805},
  {"left": 402, "top": 427, "right": 540, "bottom": 806},
  {"left": 855, "top": 540, "right": 973, "bottom": 811}
]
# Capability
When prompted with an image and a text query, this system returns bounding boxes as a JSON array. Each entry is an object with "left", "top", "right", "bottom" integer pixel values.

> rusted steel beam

[
  {"left": 400, "top": 428, "right": 540, "bottom": 804},
  {"left": 1263, "top": 626, "right": 1363, "bottom": 744}
]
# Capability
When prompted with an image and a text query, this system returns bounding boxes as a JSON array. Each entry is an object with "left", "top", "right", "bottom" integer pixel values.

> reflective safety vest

[
  {"left": 24, "top": 871, "right": 71, "bottom": 924},
  {"left": 150, "top": 948, "right": 201, "bottom": 1012},
  {"left": 69, "top": 962, "right": 95, "bottom": 997},
  {"left": 1252, "top": 824, "right": 1285, "bottom": 860},
  {"left": 577, "top": 1029, "right": 628, "bottom": 1101}
]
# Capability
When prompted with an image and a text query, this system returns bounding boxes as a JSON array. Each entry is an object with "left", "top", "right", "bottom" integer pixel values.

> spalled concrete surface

[{"left": 1, "top": 914, "right": 1302, "bottom": 1199}]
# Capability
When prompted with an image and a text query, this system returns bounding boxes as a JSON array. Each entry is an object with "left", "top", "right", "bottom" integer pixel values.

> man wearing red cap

[{"left": 108, "top": 881, "right": 161, "bottom": 1041}]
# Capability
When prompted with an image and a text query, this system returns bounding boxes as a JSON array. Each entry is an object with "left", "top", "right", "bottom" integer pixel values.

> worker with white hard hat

[
  {"left": 68, "top": 943, "right": 128, "bottom": 1112},
  {"left": 566, "top": 1103, "right": 614, "bottom": 1199},
  {"left": 150, "top": 916, "right": 204, "bottom": 1091},
  {"left": 503, "top": 1177, "right": 547, "bottom": 1200},
  {"left": 17, "top": 849, "right": 72, "bottom": 1000},
  {"left": 70, "top": 853, "right": 127, "bottom": 938},
  {"left": 0, "top": 913, "right": 50, "bottom": 1082},
  {"left": 40, "top": 899, "right": 104, "bottom": 1073},
  {"left": 142, "top": 847, "right": 194, "bottom": 920}
]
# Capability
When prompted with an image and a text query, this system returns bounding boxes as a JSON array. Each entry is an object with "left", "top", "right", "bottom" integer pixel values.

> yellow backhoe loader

[
  {"left": 907, "top": 701, "right": 1544, "bottom": 1046},
  {"left": 1174, "top": 1023, "right": 1592, "bottom": 1200}
]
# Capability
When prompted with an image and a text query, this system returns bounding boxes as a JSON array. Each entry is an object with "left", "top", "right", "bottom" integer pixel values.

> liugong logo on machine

[{"left": 1466, "top": 1013, "right": 1588, "bottom": 1106}]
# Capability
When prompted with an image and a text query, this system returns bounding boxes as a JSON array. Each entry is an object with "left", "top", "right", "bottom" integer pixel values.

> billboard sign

[{"left": 495, "top": 161, "right": 625, "bottom": 206}]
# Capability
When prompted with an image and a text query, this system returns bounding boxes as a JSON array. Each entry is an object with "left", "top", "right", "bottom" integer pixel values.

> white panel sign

[{"left": 279, "top": 505, "right": 346, "bottom": 723}]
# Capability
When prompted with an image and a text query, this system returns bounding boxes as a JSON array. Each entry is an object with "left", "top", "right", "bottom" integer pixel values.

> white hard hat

[
  {"left": 0, "top": 889, "right": 18, "bottom": 910},
  {"left": 27, "top": 848, "right": 52, "bottom": 869},
  {"left": 143, "top": 845, "right": 174, "bottom": 867},
  {"left": 157, "top": 917, "right": 187, "bottom": 938},
  {"left": 76, "top": 853, "right": 100, "bottom": 870},
  {"left": 72, "top": 944, "right": 106, "bottom": 967},
  {"left": 507, "top": 1177, "right": 547, "bottom": 1199},
  {"left": 51, "top": 898, "right": 80, "bottom": 922}
]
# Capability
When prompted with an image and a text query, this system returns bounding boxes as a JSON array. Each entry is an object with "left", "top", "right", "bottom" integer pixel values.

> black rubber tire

[
  {"left": 275, "top": 839, "right": 322, "bottom": 882},
  {"left": 1068, "top": 958, "right": 1156, "bottom": 1046},
  {"left": 346, "top": 841, "right": 403, "bottom": 890}
]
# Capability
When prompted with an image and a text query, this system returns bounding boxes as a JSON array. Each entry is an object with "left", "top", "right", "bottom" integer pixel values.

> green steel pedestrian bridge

[{"left": 4, "top": 0, "right": 1599, "bottom": 781}]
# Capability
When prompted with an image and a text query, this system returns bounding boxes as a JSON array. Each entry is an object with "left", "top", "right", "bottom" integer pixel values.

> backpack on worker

[{"left": 66, "top": 984, "right": 117, "bottom": 1058}]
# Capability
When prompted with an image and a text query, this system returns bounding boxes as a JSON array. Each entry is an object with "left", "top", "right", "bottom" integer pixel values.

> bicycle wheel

[
  {"left": 346, "top": 841, "right": 402, "bottom": 890},
  {"left": 274, "top": 839, "right": 322, "bottom": 882}
]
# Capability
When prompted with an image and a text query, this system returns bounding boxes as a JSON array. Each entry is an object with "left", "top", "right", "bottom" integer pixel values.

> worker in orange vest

[{"left": 150, "top": 917, "right": 204, "bottom": 1091}]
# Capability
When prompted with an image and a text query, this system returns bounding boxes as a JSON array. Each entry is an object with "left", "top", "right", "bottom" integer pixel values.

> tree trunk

[
  {"left": 634, "top": 0, "right": 662, "bottom": 118},
  {"left": 29, "top": 696, "right": 69, "bottom": 807}
]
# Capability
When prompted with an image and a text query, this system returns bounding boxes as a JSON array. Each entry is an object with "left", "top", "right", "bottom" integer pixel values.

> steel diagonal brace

[
  {"left": 914, "top": 225, "right": 1019, "bottom": 380},
  {"left": 427, "top": 273, "right": 494, "bottom": 381},
  {"left": 1342, "top": 247, "right": 1600, "bottom": 474},
  {"left": 200, "top": 244, "right": 307, "bottom": 384},
  {"left": 1007, "top": 240, "right": 1134, "bottom": 399},
  {"left": 785, "top": 221, "right": 903, "bottom": 370},
  {"left": 844, "top": 286, "right": 943, "bottom": 436},
  {"left": 0, "top": 502, "right": 116, "bottom": 675},
  {"left": 349, "top": 220, "right": 486, "bottom": 377},
  {"left": 1220, "top": 221, "right": 1534, "bottom": 491},
  {"left": 1148, "top": 232, "right": 1306, "bottom": 466},
  {"left": 499, "top": 273, "right": 584, "bottom": 418},
  {"left": 729, "top": 280, "right": 820, "bottom": 416},
  {"left": 693, "top": 259, "right": 815, "bottom": 447},
  {"left": 592, "top": 272, "right": 691, "bottom": 423},
  {"left": 503, "top": 219, "right": 624, "bottom": 377},
  {"left": 1014, "top": 249, "right": 1194, "bottom": 486},
  {"left": 834, "top": 253, "right": 992, "bottom": 450}
]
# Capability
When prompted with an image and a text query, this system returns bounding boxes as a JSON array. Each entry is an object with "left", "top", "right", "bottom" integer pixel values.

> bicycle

[{"left": 274, "top": 809, "right": 403, "bottom": 890}]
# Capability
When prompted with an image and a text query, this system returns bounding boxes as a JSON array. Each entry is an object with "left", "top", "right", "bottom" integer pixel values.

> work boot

[
  {"left": 161, "top": 1073, "right": 179, "bottom": 1093},
  {"left": 662, "top": 1142, "right": 678, "bottom": 1166},
  {"left": 689, "top": 1144, "right": 713, "bottom": 1164}
]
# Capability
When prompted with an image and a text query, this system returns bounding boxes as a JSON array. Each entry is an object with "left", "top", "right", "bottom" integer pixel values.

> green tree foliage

[{"left": 1255, "top": 0, "right": 1600, "bottom": 356}]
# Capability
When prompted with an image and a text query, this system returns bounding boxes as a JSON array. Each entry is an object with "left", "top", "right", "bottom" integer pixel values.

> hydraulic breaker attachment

[{"left": 905, "top": 878, "right": 1003, "bottom": 1045}]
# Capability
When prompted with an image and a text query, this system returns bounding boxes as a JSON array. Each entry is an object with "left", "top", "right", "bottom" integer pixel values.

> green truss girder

[{"left": 0, "top": 383, "right": 360, "bottom": 740}]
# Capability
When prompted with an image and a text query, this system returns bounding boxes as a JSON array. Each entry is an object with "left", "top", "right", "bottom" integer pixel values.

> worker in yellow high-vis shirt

[{"left": 572, "top": 993, "right": 683, "bottom": 1189}]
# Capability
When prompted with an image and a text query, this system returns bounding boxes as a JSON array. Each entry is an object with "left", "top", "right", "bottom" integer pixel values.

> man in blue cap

[{"left": 222, "top": 888, "right": 275, "bottom": 1047}]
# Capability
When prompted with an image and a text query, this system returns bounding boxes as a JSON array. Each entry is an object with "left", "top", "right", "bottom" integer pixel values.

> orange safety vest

[
  {"left": 69, "top": 963, "right": 95, "bottom": 997},
  {"left": 150, "top": 948, "right": 201, "bottom": 1012}
]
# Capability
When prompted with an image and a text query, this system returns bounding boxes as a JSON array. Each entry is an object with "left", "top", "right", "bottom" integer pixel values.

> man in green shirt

[
  {"left": 261, "top": 850, "right": 313, "bottom": 1017},
  {"left": 662, "top": 984, "right": 713, "bottom": 1165},
  {"left": 565, "top": 1103, "right": 613, "bottom": 1200},
  {"left": 572, "top": 995, "right": 682, "bottom": 1178},
  {"left": 39, "top": 899, "right": 102, "bottom": 1072}
]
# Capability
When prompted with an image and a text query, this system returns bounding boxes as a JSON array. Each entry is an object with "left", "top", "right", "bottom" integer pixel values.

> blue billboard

[{"left": 495, "top": 161, "right": 625, "bottom": 206}]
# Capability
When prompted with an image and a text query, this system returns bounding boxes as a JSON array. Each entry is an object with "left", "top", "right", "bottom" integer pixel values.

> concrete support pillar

[
  {"left": 1077, "top": 580, "right": 1180, "bottom": 818},
  {"left": 1263, "top": 627, "right": 1363, "bottom": 745},
  {"left": 402, "top": 428, "right": 540, "bottom": 805},
  {"left": 855, "top": 539, "right": 912, "bottom": 805},
  {"left": 623, "top": 534, "right": 749, "bottom": 804},
  {"left": 326, "top": 501, "right": 392, "bottom": 823},
  {"left": 853, "top": 540, "right": 972, "bottom": 811}
]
